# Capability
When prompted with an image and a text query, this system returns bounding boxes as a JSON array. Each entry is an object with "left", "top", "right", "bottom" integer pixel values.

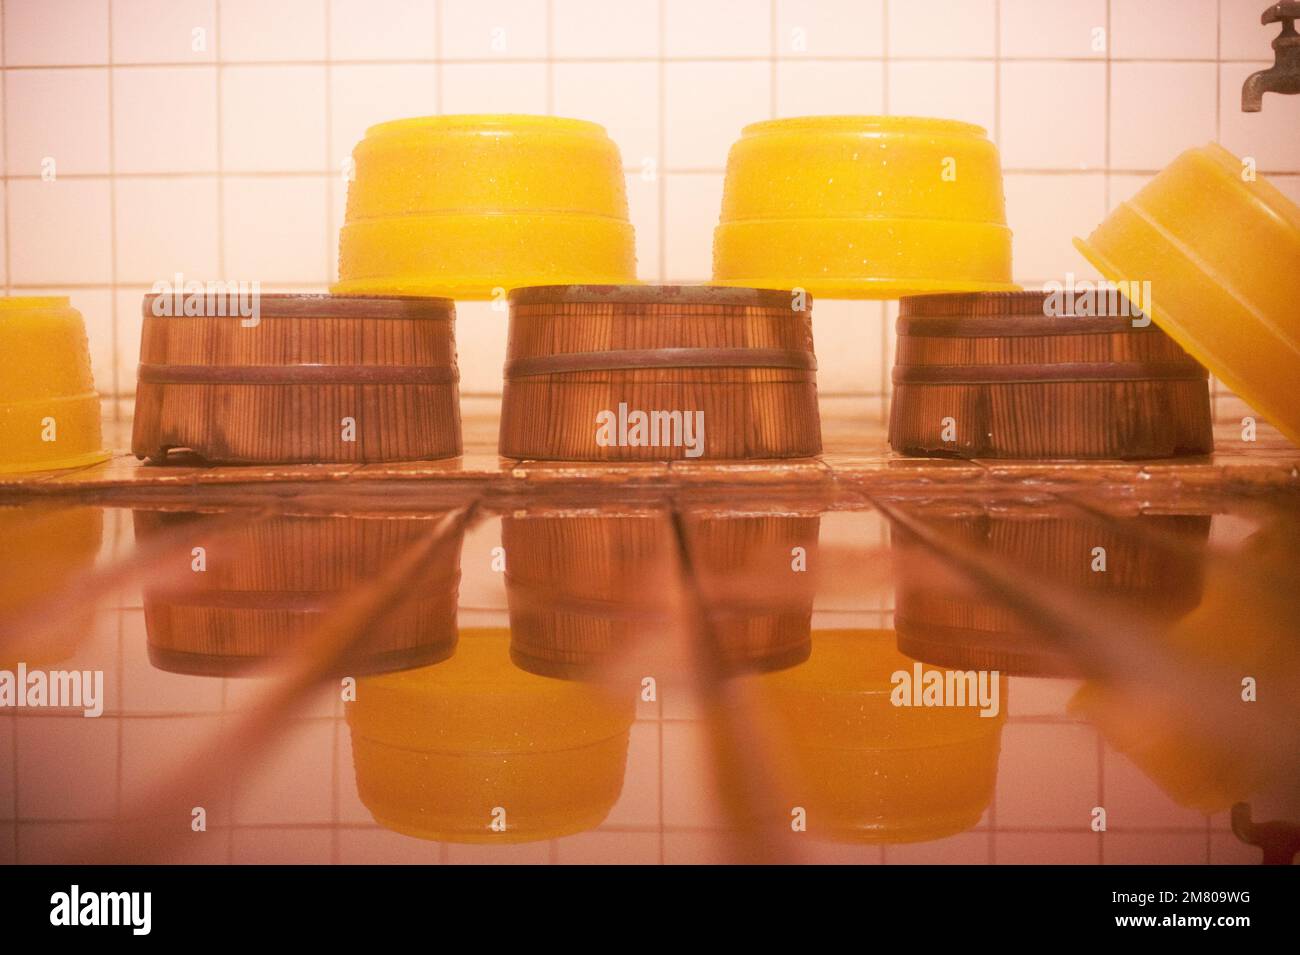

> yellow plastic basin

[
  {"left": 0, "top": 297, "right": 107, "bottom": 474},
  {"left": 333, "top": 115, "right": 638, "bottom": 299},
  {"left": 712, "top": 116, "right": 1018, "bottom": 298},
  {"left": 1075, "top": 143, "right": 1300, "bottom": 446}
]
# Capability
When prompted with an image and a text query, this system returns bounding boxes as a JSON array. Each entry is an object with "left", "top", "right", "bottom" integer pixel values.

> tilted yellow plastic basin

[
  {"left": 334, "top": 115, "right": 638, "bottom": 299},
  {"left": 1075, "top": 143, "right": 1300, "bottom": 446},
  {"left": 0, "top": 297, "right": 107, "bottom": 474},
  {"left": 712, "top": 116, "right": 1018, "bottom": 298}
]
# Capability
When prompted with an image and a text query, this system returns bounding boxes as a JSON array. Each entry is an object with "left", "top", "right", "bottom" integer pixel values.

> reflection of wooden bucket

[
  {"left": 499, "top": 285, "right": 821, "bottom": 461},
  {"left": 893, "top": 505, "right": 1212, "bottom": 676},
  {"left": 503, "top": 508, "right": 820, "bottom": 679},
  {"left": 134, "top": 510, "right": 461, "bottom": 677},
  {"left": 0, "top": 505, "right": 103, "bottom": 667},
  {"left": 503, "top": 507, "right": 673, "bottom": 680},
  {"left": 747, "top": 629, "right": 1005, "bottom": 844},
  {"left": 684, "top": 510, "right": 821, "bottom": 673},
  {"left": 347, "top": 628, "right": 636, "bottom": 843}
]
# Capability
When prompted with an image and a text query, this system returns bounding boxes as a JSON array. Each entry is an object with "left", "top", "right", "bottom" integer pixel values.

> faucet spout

[{"left": 1241, "top": 2, "right": 1300, "bottom": 111}]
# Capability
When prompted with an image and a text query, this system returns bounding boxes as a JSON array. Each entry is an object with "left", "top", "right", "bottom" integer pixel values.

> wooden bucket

[
  {"left": 889, "top": 290, "right": 1214, "bottom": 459},
  {"left": 134, "top": 509, "right": 462, "bottom": 677},
  {"left": 132, "top": 293, "right": 461, "bottom": 464},
  {"left": 499, "top": 285, "right": 822, "bottom": 461},
  {"left": 891, "top": 504, "right": 1211, "bottom": 676}
]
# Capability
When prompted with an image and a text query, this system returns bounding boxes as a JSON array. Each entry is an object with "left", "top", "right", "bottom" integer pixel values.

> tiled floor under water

[{"left": 1, "top": 402, "right": 1298, "bottom": 864}]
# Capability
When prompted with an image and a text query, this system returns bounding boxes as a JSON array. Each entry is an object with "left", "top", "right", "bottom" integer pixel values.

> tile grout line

[
  {"left": 107, "top": 0, "right": 119, "bottom": 421},
  {"left": 657, "top": 0, "right": 666, "bottom": 283},
  {"left": 324, "top": 0, "right": 333, "bottom": 285},
  {"left": 879, "top": 1, "right": 890, "bottom": 415}
]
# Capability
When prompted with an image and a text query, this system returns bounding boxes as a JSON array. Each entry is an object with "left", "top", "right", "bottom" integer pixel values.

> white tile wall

[{"left": 1, "top": 0, "right": 1298, "bottom": 422}]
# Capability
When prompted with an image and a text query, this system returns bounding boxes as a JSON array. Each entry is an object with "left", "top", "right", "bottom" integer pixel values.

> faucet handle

[{"left": 1262, "top": 1, "right": 1300, "bottom": 25}]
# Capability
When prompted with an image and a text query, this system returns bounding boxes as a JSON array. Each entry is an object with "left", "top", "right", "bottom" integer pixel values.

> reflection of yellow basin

[
  {"left": 1071, "top": 515, "right": 1300, "bottom": 814},
  {"left": 333, "top": 115, "right": 638, "bottom": 299},
  {"left": 0, "top": 506, "right": 103, "bottom": 668},
  {"left": 1075, "top": 144, "right": 1300, "bottom": 445},
  {"left": 748, "top": 629, "right": 1005, "bottom": 843},
  {"left": 347, "top": 628, "right": 636, "bottom": 843},
  {"left": 712, "top": 116, "right": 1017, "bottom": 298},
  {"left": 0, "top": 297, "right": 107, "bottom": 474}
]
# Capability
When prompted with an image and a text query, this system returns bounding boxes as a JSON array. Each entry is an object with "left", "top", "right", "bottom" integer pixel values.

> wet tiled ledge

[{"left": 1, "top": 410, "right": 1296, "bottom": 505}]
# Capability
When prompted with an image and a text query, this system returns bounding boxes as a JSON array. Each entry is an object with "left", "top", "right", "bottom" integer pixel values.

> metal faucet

[{"left": 1242, "top": 2, "right": 1300, "bottom": 111}]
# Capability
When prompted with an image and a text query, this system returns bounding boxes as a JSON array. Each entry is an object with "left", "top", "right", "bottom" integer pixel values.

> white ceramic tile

[
  {"left": 329, "top": 64, "right": 438, "bottom": 165},
  {"left": 625, "top": 171, "right": 660, "bottom": 280},
  {"left": 232, "top": 720, "right": 335, "bottom": 823},
  {"left": 329, "top": 175, "right": 348, "bottom": 281},
  {"left": 553, "top": 62, "right": 658, "bottom": 166},
  {"left": 0, "top": 725, "right": 14, "bottom": 819},
  {"left": 1105, "top": 172, "right": 1154, "bottom": 211},
  {"left": 114, "top": 176, "right": 220, "bottom": 283},
  {"left": 443, "top": 840, "right": 552, "bottom": 864},
  {"left": 8, "top": 179, "right": 113, "bottom": 285},
  {"left": 664, "top": 61, "right": 769, "bottom": 167},
  {"left": 999, "top": 0, "right": 1106, "bottom": 59},
  {"left": 113, "top": 66, "right": 218, "bottom": 173},
  {"left": 885, "top": 833, "right": 992, "bottom": 864},
  {"left": 1105, "top": 833, "right": 1209, "bottom": 864},
  {"left": 329, "top": 0, "right": 437, "bottom": 60},
  {"left": 810, "top": 300, "right": 883, "bottom": 395},
  {"left": 230, "top": 828, "right": 333, "bottom": 863},
  {"left": 112, "top": 0, "right": 217, "bottom": 63},
  {"left": 4, "top": 0, "right": 109, "bottom": 65},
  {"left": 1102, "top": 748, "right": 1210, "bottom": 830},
  {"left": 999, "top": 62, "right": 1106, "bottom": 169},
  {"left": 114, "top": 288, "right": 148, "bottom": 396},
  {"left": 663, "top": 172, "right": 724, "bottom": 281},
  {"left": 886, "top": 61, "right": 995, "bottom": 133},
  {"left": 664, "top": 0, "right": 771, "bottom": 57},
  {"left": 15, "top": 717, "right": 119, "bottom": 820},
  {"left": 599, "top": 722, "right": 659, "bottom": 829},
  {"left": 1109, "top": 63, "right": 1217, "bottom": 169},
  {"left": 776, "top": 0, "right": 883, "bottom": 57},
  {"left": 553, "top": 0, "right": 660, "bottom": 58},
  {"left": 336, "top": 827, "right": 444, "bottom": 864},
  {"left": 455, "top": 301, "right": 510, "bottom": 394},
  {"left": 1220, "top": 0, "right": 1280, "bottom": 59},
  {"left": 219, "top": 0, "right": 327, "bottom": 61},
  {"left": 5, "top": 69, "right": 111, "bottom": 175},
  {"left": 441, "top": 0, "right": 548, "bottom": 59},
  {"left": 221, "top": 65, "right": 328, "bottom": 171},
  {"left": 439, "top": 62, "right": 548, "bottom": 113},
  {"left": 889, "top": 0, "right": 995, "bottom": 58},
  {"left": 221, "top": 176, "right": 331, "bottom": 284},
  {"left": 1272, "top": 175, "right": 1300, "bottom": 205},
  {"left": 1003, "top": 173, "right": 1106, "bottom": 281},
  {"left": 776, "top": 60, "right": 885, "bottom": 117},
  {"left": 996, "top": 722, "right": 1101, "bottom": 828},
  {"left": 555, "top": 831, "right": 662, "bottom": 864},
  {"left": 1110, "top": 0, "right": 1217, "bottom": 60},
  {"left": 0, "top": 189, "right": 6, "bottom": 286},
  {"left": 995, "top": 832, "right": 1099, "bottom": 864},
  {"left": 1219, "top": 62, "right": 1300, "bottom": 173}
]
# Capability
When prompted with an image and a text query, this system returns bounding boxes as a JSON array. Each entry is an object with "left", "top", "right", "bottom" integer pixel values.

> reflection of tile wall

[{"left": 3, "top": 0, "right": 1298, "bottom": 423}]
